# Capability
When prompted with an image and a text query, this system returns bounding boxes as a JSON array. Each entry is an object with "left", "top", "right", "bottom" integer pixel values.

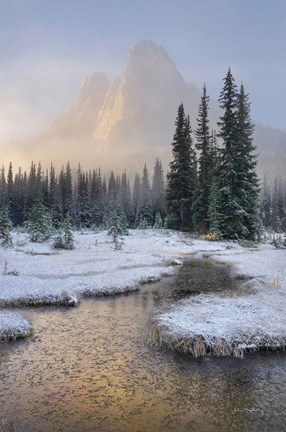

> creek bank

[
  {"left": 0, "top": 229, "right": 188, "bottom": 339},
  {"left": 150, "top": 243, "right": 286, "bottom": 358}
]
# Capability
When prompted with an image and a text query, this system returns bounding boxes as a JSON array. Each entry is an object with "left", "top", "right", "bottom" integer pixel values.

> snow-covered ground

[
  {"left": 0, "top": 229, "right": 189, "bottom": 338},
  {"left": 1, "top": 229, "right": 286, "bottom": 356},
  {"left": 152, "top": 239, "right": 286, "bottom": 358},
  {"left": 0, "top": 312, "right": 32, "bottom": 340}
]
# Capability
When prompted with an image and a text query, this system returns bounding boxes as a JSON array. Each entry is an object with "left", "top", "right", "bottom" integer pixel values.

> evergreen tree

[
  {"left": 132, "top": 172, "right": 141, "bottom": 225},
  {"left": 13, "top": 168, "right": 26, "bottom": 226},
  {"left": 49, "top": 164, "right": 57, "bottom": 208},
  {"left": 216, "top": 69, "right": 245, "bottom": 239},
  {"left": 207, "top": 179, "right": 222, "bottom": 237},
  {"left": 141, "top": 164, "right": 151, "bottom": 207},
  {"left": 236, "top": 84, "right": 260, "bottom": 240},
  {"left": 108, "top": 171, "right": 117, "bottom": 203},
  {"left": 166, "top": 103, "right": 195, "bottom": 230},
  {"left": 0, "top": 166, "right": 7, "bottom": 205},
  {"left": 26, "top": 161, "right": 37, "bottom": 212},
  {"left": 25, "top": 194, "right": 52, "bottom": 242},
  {"left": 53, "top": 232, "right": 65, "bottom": 249},
  {"left": 7, "top": 162, "right": 14, "bottom": 221},
  {"left": 209, "top": 130, "right": 220, "bottom": 176},
  {"left": 62, "top": 213, "right": 74, "bottom": 249},
  {"left": 271, "top": 180, "right": 283, "bottom": 232},
  {"left": 153, "top": 212, "right": 163, "bottom": 229},
  {"left": 277, "top": 180, "right": 286, "bottom": 228},
  {"left": 121, "top": 172, "right": 135, "bottom": 227},
  {"left": 51, "top": 198, "right": 63, "bottom": 229},
  {"left": 185, "top": 115, "right": 197, "bottom": 211},
  {"left": 192, "top": 84, "right": 212, "bottom": 234},
  {"left": 260, "top": 177, "right": 272, "bottom": 229},
  {"left": 151, "top": 158, "right": 165, "bottom": 219},
  {"left": 136, "top": 214, "right": 151, "bottom": 229},
  {"left": 0, "top": 204, "right": 13, "bottom": 248},
  {"left": 75, "top": 166, "right": 91, "bottom": 228},
  {"left": 207, "top": 131, "right": 222, "bottom": 237},
  {"left": 107, "top": 205, "right": 124, "bottom": 250},
  {"left": 53, "top": 213, "right": 74, "bottom": 250},
  {"left": 136, "top": 164, "right": 153, "bottom": 227},
  {"left": 59, "top": 162, "right": 73, "bottom": 217},
  {"left": 90, "top": 169, "right": 104, "bottom": 227}
]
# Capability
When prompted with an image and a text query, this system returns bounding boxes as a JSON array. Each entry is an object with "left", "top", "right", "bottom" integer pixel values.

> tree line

[{"left": 0, "top": 158, "right": 166, "bottom": 232}]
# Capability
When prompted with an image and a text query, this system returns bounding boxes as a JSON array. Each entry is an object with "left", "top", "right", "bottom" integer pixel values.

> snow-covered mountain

[{"left": 2, "top": 40, "right": 286, "bottom": 177}]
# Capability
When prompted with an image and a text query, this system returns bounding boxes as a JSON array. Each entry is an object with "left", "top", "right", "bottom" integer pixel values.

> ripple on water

[{"left": 0, "top": 259, "right": 286, "bottom": 432}]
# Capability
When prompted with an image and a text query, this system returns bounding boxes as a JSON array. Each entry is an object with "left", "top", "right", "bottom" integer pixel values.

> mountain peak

[
  {"left": 129, "top": 40, "right": 169, "bottom": 57},
  {"left": 125, "top": 40, "right": 177, "bottom": 75}
]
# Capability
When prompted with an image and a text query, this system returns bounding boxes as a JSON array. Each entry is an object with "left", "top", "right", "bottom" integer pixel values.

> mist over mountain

[{"left": 2, "top": 40, "right": 286, "bottom": 178}]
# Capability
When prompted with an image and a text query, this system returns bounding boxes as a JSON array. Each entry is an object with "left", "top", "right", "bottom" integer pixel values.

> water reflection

[{"left": 0, "top": 259, "right": 286, "bottom": 431}]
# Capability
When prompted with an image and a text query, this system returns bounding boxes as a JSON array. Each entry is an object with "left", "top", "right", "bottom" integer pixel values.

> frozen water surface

[{"left": 1, "top": 259, "right": 286, "bottom": 432}]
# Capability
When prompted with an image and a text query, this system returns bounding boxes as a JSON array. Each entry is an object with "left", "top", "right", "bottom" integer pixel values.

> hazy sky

[{"left": 0, "top": 0, "right": 285, "bottom": 141}]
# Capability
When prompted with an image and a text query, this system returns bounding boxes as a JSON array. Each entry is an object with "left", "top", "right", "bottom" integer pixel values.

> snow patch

[
  {"left": 152, "top": 239, "right": 286, "bottom": 358},
  {"left": 0, "top": 312, "right": 32, "bottom": 340}
]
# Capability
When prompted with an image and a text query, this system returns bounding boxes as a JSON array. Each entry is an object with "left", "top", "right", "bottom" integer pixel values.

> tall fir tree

[
  {"left": 59, "top": 162, "right": 73, "bottom": 217},
  {"left": 90, "top": 169, "right": 104, "bottom": 227},
  {"left": 25, "top": 194, "right": 52, "bottom": 242},
  {"left": 236, "top": 84, "right": 260, "bottom": 239},
  {"left": 13, "top": 168, "right": 26, "bottom": 226},
  {"left": 0, "top": 167, "right": 7, "bottom": 205},
  {"left": 151, "top": 158, "right": 165, "bottom": 219},
  {"left": 216, "top": 69, "right": 246, "bottom": 239},
  {"left": 166, "top": 103, "right": 195, "bottom": 230},
  {"left": 136, "top": 164, "right": 153, "bottom": 227},
  {"left": 0, "top": 203, "right": 13, "bottom": 248},
  {"left": 192, "top": 84, "right": 212, "bottom": 234},
  {"left": 133, "top": 173, "right": 141, "bottom": 208},
  {"left": 185, "top": 114, "right": 197, "bottom": 208},
  {"left": 207, "top": 131, "right": 222, "bottom": 236},
  {"left": 108, "top": 171, "right": 117, "bottom": 203},
  {"left": 75, "top": 166, "right": 91, "bottom": 228}
]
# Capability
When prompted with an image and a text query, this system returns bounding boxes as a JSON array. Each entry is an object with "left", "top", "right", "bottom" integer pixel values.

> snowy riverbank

[
  {"left": 1, "top": 229, "right": 285, "bottom": 355},
  {"left": 151, "top": 240, "right": 286, "bottom": 358},
  {"left": 0, "top": 229, "right": 189, "bottom": 338}
]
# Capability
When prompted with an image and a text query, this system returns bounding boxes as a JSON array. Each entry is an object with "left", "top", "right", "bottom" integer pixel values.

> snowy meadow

[{"left": 1, "top": 229, "right": 286, "bottom": 359}]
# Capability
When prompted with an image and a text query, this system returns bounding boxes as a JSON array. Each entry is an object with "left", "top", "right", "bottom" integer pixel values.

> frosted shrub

[
  {"left": 25, "top": 197, "right": 52, "bottom": 242},
  {"left": 53, "top": 214, "right": 74, "bottom": 250}
]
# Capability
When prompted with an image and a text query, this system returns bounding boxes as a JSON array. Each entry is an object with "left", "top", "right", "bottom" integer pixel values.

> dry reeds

[
  {"left": 148, "top": 319, "right": 286, "bottom": 359},
  {"left": 0, "top": 292, "right": 78, "bottom": 308}
]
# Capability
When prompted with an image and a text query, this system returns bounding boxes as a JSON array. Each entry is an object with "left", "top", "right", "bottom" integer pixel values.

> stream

[{"left": 0, "top": 258, "right": 286, "bottom": 432}]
